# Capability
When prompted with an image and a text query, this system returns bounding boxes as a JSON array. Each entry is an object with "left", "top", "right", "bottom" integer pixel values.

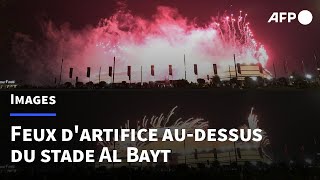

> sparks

[{"left": 13, "top": 5, "right": 269, "bottom": 84}]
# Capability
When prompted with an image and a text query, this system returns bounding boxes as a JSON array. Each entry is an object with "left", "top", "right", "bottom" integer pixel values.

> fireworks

[
  {"left": 98, "top": 106, "right": 208, "bottom": 153},
  {"left": 98, "top": 106, "right": 272, "bottom": 162},
  {"left": 13, "top": 4, "right": 268, "bottom": 84},
  {"left": 246, "top": 107, "right": 272, "bottom": 160}
]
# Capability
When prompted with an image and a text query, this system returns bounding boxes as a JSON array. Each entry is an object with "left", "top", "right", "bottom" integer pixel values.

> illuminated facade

[
  {"left": 221, "top": 63, "right": 272, "bottom": 81},
  {"left": 95, "top": 139, "right": 269, "bottom": 168}
]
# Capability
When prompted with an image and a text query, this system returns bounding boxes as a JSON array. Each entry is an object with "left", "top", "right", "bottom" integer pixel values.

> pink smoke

[{"left": 12, "top": 5, "right": 268, "bottom": 84}]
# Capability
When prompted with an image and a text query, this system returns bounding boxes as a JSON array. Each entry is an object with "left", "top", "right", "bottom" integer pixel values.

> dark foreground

[{"left": 1, "top": 164, "right": 320, "bottom": 180}]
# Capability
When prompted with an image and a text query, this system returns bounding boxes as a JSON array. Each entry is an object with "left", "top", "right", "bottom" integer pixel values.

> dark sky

[{"left": 1, "top": 0, "right": 320, "bottom": 80}]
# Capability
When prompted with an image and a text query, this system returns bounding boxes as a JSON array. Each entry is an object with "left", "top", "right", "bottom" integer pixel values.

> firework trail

[
  {"left": 97, "top": 106, "right": 208, "bottom": 154},
  {"left": 246, "top": 107, "right": 272, "bottom": 160},
  {"left": 12, "top": 3, "right": 268, "bottom": 84}
]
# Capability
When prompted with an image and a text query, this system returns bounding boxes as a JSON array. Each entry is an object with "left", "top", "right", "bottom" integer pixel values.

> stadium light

[
  {"left": 289, "top": 160, "right": 294, "bottom": 164},
  {"left": 305, "top": 158, "right": 312, "bottom": 164},
  {"left": 305, "top": 74, "right": 312, "bottom": 79},
  {"left": 250, "top": 77, "right": 257, "bottom": 81}
]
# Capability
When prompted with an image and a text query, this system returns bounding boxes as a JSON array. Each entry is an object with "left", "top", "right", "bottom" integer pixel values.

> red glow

[{"left": 13, "top": 5, "right": 269, "bottom": 83}]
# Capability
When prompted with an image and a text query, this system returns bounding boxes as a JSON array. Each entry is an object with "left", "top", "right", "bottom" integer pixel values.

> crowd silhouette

[
  {"left": 1, "top": 161, "right": 320, "bottom": 179},
  {"left": 3, "top": 74, "right": 319, "bottom": 89}
]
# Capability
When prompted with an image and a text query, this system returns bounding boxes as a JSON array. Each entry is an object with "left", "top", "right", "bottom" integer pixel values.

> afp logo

[{"left": 268, "top": 10, "right": 313, "bottom": 25}]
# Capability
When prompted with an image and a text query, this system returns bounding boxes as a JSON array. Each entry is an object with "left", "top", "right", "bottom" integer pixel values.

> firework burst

[
  {"left": 13, "top": 4, "right": 268, "bottom": 84},
  {"left": 98, "top": 106, "right": 272, "bottom": 161},
  {"left": 245, "top": 107, "right": 272, "bottom": 160},
  {"left": 97, "top": 106, "right": 208, "bottom": 154}
]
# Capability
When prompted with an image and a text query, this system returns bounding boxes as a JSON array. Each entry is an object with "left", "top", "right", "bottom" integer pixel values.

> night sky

[{"left": 1, "top": 0, "right": 320, "bottom": 80}]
